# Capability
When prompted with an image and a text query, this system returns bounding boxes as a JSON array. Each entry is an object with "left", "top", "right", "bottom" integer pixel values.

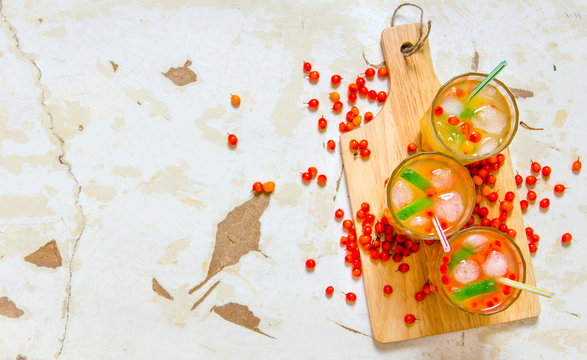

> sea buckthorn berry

[
  {"left": 527, "top": 190, "right": 537, "bottom": 201},
  {"left": 539, "top": 198, "right": 550, "bottom": 209},
  {"left": 407, "top": 142, "right": 417, "bottom": 152},
  {"left": 346, "top": 292, "right": 357, "bottom": 302},
  {"left": 348, "top": 93, "right": 357, "bottom": 103},
  {"left": 263, "top": 181, "right": 275, "bottom": 193},
  {"left": 368, "top": 90, "right": 377, "bottom": 100},
  {"left": 486, "top": 174, "right": 497, "bottom": 185},
  {"left": 398, "top": 263, "right": 409, "bottom": 273},
  {"left": 333, "top": 101, "right": 343, "bottom": 112},
  {"left": 520, "top": 200, "right": 529, "bottom": 211},
  {"left": 359, "top": 86, "right": 369, "bottom": 96},
  {"left": 352, "top": 116, "right": 362, "bottom": 126},
  {"left": 472, "top": 175, "right": 483, "bottom": 186},
  {"left": 303, "top": 61, "right": 312, "bottom": 72},
  {"left": 349, "top": 139, "right": 359, "bottom": 149},
  {"left": 404, "top": 314, "right": 416, "bottom": 324},
  {"left": 448, "top": 116, "right": 459, "bottom": 126},
  {"left": 335, "top": 209, "right": 344, "bottom": 219},
  {"left": 308, "top": 70, "right": 319, "bottom": 81},
  {"left": 331, "top": 74, "right": 342, "bottom": 85},
  {"left": 530, "top": 161, "right": 541, "bottom": 173},
  {"left": 479, "top": 207, "right": 489, "bottom": 218},
  {"left": 526, "top": 175, "right": 537, "bottom": 186},
  {"left": 230, "top": 94, "right": 241, "bottom": 107},
  {"left": 360, "top": 148, "right": 371, "bottom": 158},
  {"left": 318, "top": 116, "right": 327, "bottom": 130},
  {"left": 330, "top": 92, "right": 340, "bottom": 101},
  {"left": 383, "top": 285, "right": 393, "bottom": 295},
  {"left": 528, "top": 242, "right": 537, "bottom": 254},
  {"left": 364, "top": 111, "right": 373, "bottom": 122},
  {"left": 469, "top": 131, "right": 482, "bottom": 143},
  {"left": 360, "top": 202, "right": 370, "bottom": 211},
  {"left": 532, "top": 234, "right": 540, "bottom": 243},
  {"left": 541, "top": 166, "right": 551, "bottom": 177},
  {"left": 325, "top": 286, "right": 334, "bottom": 296},
  {"left": 228, "top": 134, "right": 238, "bottom": 146},
  {"left": 338, "top": 122, "right": 346, "bottom": 132},
  {"left": 377, "top": 91, "right": 387, "bottom": 102},
  {"left": 415, "top": 291, "right": 425, "bottom": 301},
  {"left": 346, "top": 111, "right": 356, "bottom": 122},
  {"left": 497, "top": 153, "right": 506, "bottom": 163},
  {"left": 572, "top": 157, "right": 582, "bottom": 172},
  {"left": 345, "top": 122, "right": 354, "bottom": 131},
  {"left": 352, "top": 267, "right": 361, "bottom": 277},
  {"left": 301, "top": 172, "right": 312, "bottom": 182},
  {"left": 365, "top": 68, "right": 376, "bottom": 78},
  {"left": 505, "top": 191, "right": 515, "bottom": 202},
  {"left": 252, "top": 182, "right": 263, "bottom": 192},
  {"left": 305, "top": 259, "right": 316, "bottom": 269},
  {"left": 308, "top": 167, "right": 317, "bottom": 178},
  {"left": 561, "top": 233, "right": 572, "bottom": 244},
  {"left": 327, "top": 140, "right": 336, "bottom": 151},
  {"left": 554, "top": 184, "right": 566, "bottom": 194},
  {"left": 356, "top": 77, "right": 366, "bottom": 87},
  {"left": 348, "top": 83, "right": 358, "bottom": 93},
  {"left": 377, "top": 66, "right": 388, "bottom": 77},
  {"left": 359, "top": 139, "right": 369, "bottom": 149},
  {"left": 507, "top": 228, "right": 517, "bottom": 238},
  {"left": 488, "top": 192, "right": 498, "bottom": 202},
  {"left": 317, "top": 174, "right": 327, "bottom": 186},
  {"left": 515, "top": 174, "right": 523, "bottom": 186},
  {"left": 434, "top": 106, "right": 443, "bottom": 116},
  {"left": 525, "top": 227, "right": 534, "bottom": 237},
  {"left": 307, "top": 98, "right": 319, "bottom": 109},
  {"left": 350, "top": 106, "right": 360, "bottom": 116}
]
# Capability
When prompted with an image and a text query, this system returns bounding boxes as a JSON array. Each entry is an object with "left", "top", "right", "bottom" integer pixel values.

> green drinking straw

[{"left": 468, "top": 60, "right": 508, "bottom": 101}]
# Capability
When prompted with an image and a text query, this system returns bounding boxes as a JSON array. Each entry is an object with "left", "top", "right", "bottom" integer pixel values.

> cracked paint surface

[{"left": 0, "top": 1, "right": 585, "bottom": 359}]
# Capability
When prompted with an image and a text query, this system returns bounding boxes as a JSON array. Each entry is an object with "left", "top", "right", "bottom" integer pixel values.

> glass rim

[
  {"left": 434, "top": 226, "right": 527, "bottom": 315},
  {"left": 385, "top": 151, "right": 476, "bottom": 240},
  {"left": 430, "top": 72, "right": 519, "bottom": 161}
]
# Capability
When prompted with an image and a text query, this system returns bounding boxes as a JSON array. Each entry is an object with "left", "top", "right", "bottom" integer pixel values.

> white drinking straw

[
  {"left": 432, "top": 215, "right": 451, "bottom": 252},
  {"left": 496, "top": 277, "right": 554, "bottom": 298}
]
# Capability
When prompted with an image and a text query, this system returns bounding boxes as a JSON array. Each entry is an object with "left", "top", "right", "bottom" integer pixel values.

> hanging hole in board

[{"left": 401, "top": 42, "right": 413, "bottom": 54}]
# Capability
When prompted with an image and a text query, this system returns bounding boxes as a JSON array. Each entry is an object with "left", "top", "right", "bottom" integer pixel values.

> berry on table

[
  {"left": 327, "top": 140, "right": 336, "bottom": 151},
  {"left": 407, "top": 142, "right": 417, "bottom": 152},
  {"left": 383, "top": 285, "right": 393, "bottom": 295},
  {"left": 505, "top": 191, "right": 515, "bottom": 202},
  {"left": 541, "top": 166, "right": 551, "bottom": 177},
  {"left": 528, "top": 242, "right": 537, "bottom": 254},
  {"left": 368, "top": 90, "right": 377, "bottom": 100},
  {"left": 325, "top": 286, "right": 334, "bottom": 296},
  {"left": 301, "top": 172, "right": 312, "bottom": 182},
  {"left": 527, "top": 190, "right": 537, "bottom": 201},
  {"left": 530, "top": 161, "right": 541, "bottom": 173},
  {"left": 488, "top": 192, "right": 498, "bottom": 202},
  {"left": 572, "top": 157, "right": 582, "bottom": 172},
  {"left": 359, "top": 139, "right": 369, "bottom": 149},
  {"left": 332, "top": 101, "right": 343, "bottom": 112},
  {"left": 303, "top": 61, "right": 312, "bottom": 72},
  {"left": 263, "top": 181, "right": 275, "bottom": 193},
  {"left": 398, "top": 263, "right": 410, "bottom": 273},
  {"left": 308, "top": 167, "right": 317, "bottom": 178},
  {"left": 252, "top": 182, "right": 263, "bottom": 193},
  {"left": 377, "top": 91, "right": 387, "bottom": 102},
  {"left": 377, "top": 66, "right": 388, "bottom": 77},
  {"left": 515, "top": 174, "right": 523, "bottom": 186},
  {"left": 561, "top": 233, "right": 572, "bottom": 245},
  {"left": 308, "top": 70, "right": 319, "bottom": 81},
  {"left": 356, "top": 77, "right": 366, "bottom": 87},
  {"left": 526, "top": 175, "right": 537, "bottom": 186},
  {"left": 307, "top": 99, "right": 319, "bottom": 109},
  {"left": 346, "top": 292, "right": 357, "bottom": 302},
  {"left": 349, "top": 139, "right": 359, "bottom": 149},
  {"left": 360, "top": 149, "right": 371, "bottom": 158},
  {"left": 227, "top": 134, "right": 238, "bottom": 146},
  {"left": 348, "top": 92, "right": 357, "bottom": 103},
  {"left": 365, "top": 68, "right": 375, "bottom": 78},
  {"left": 415, "top": 291, "right": 425, "bottom": 301},
  {"left": 364, "top": 111, "right": 374, "bottom": 122},
  {"left": 330, "top": 92, "right": 340, "bottom": 101},
  {"left": 318, "top": 116, "right": 327, "bottom": 130},
  {"left": 305, "top": 259, "right": 316, "bottom": 269},
  {"left": 317, "top": 174, "right": 327, "bottom": 186},
  {"left": 520, "top": 200, "right": 529, "bottom": 211},
  {"left": 331, "top": 74, "right": 342, "bottom": 85},
  {"left": 554, "top": 184, "right": 566, "bottom": 194},
  {"left": 539, "top": 198, "right": 550, "bottom": 209},
  {"left": 348, "top": 83, "right": 358, "bottom": 93},
  {"left": 230, "top": 94, "right": 241, "bottom": 107},
  {"left": 352, "top": 267, "right": 361, "bottom": 277}
]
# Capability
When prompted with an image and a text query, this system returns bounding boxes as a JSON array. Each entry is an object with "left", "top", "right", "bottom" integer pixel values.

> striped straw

[
  {"left": 432, "top": 215, "right": 451, "bottom": 252},
  {"left": 496, "top": 277, "right": 554, "bottom": 298},
  {"left": 468, "top": 60, "right": 508, "bottom": 101}
]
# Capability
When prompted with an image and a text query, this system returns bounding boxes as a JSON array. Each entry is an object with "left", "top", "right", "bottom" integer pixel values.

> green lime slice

[
  {"left": 395, "top": 196, "right": 433, "bottom": 221},
  {"left": 451, "top": 278, "right": 498, "bottom": 302},
  {"left": 447, "top": 245, "right": 475, "bottom": 271},
  {"left": 460, "top": 107, "right": 474, "bottom": 119},
  {"left": 400, "top": 168, "right": 433, "bottom": 192}
]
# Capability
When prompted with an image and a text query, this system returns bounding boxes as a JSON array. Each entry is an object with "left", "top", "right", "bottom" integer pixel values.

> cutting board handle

[{"left": 378, "top": 24, "right": 442, "bottom": 127}]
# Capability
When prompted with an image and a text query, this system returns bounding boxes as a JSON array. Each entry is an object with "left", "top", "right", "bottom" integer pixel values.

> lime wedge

[
  {"left": 400, "top": 168, "right": 433, "bottom": 192},
  {"left": 451, "top": 278, "right": 498, "bottom": 302},
  {"left": 395, "top": 196, "right": 433, "bottom": 221}
]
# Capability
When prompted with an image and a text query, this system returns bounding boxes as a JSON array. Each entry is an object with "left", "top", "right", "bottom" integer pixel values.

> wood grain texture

[{"left": 340, "top": 23, "right": 540, "bottom": 343}]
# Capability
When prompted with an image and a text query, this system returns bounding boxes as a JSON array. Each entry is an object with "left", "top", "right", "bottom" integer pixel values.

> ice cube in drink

[
  {"left": 420, "top": 73, "right": 518, "bottom": 163},
  {"left": 386, "top": 152, "right": 475, "bottom": 240},
  {"left": 430, "top": 227, "right": 526, "bottom": 315}
]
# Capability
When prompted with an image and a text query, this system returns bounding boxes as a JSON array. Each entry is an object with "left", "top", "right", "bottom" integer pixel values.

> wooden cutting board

[{"left": 340, "top": 23, "right": 541, "bottom": 343}]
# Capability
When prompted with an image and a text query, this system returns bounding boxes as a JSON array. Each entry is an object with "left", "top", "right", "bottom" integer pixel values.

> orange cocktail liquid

[
  {"left": 431, "top": 227, "right": 526, "bottom": 315},
  {"left": 386, "top": 152, "right": 474, "bottom": 240}
]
